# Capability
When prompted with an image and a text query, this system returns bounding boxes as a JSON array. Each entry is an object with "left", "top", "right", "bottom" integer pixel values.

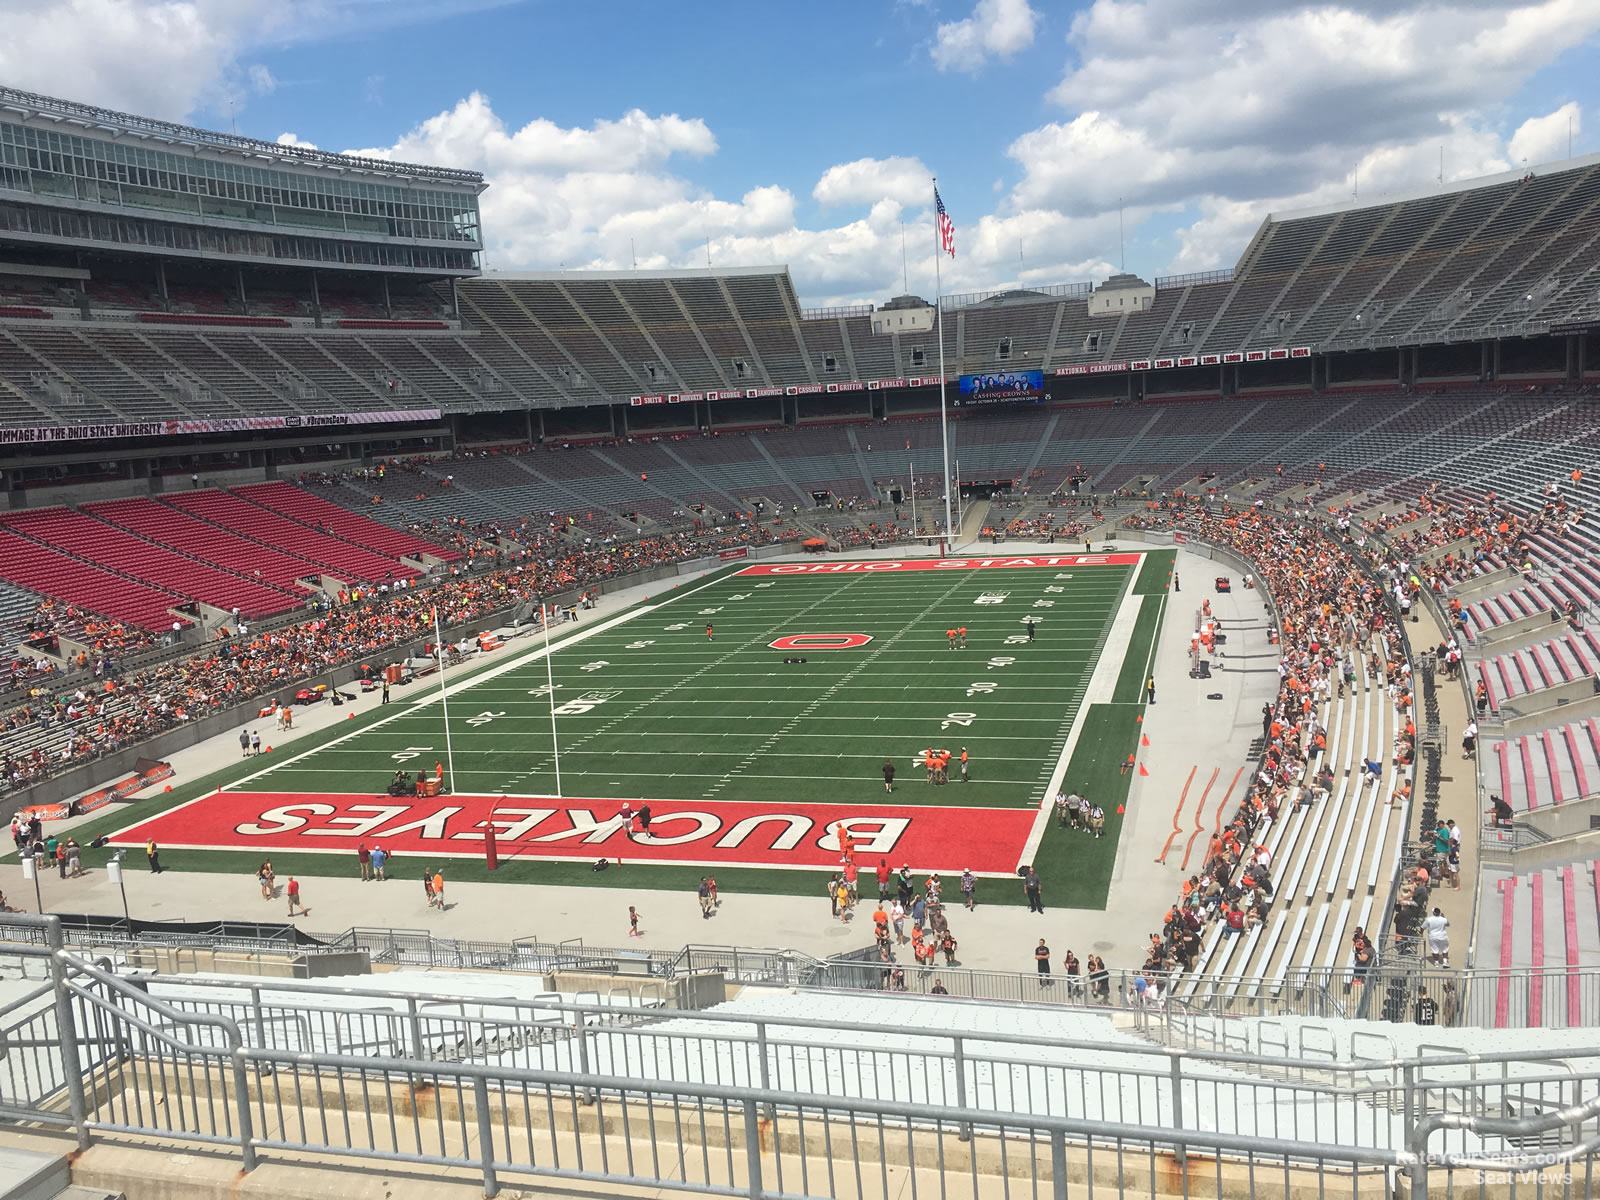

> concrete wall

[{"left": 121, "top": 947, "right": 371, "bottom": 978}]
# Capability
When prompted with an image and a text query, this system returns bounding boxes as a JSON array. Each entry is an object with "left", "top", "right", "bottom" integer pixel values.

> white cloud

[
  {"left": 351, "top": 92, "right": 716, "bottom": 173},
  {"left": 813, "top": 157, "right": 932, "bottom": 208},
  {"left": 1041, "top": 1, "right": 1600, "bottom": 209},
  {"left": 275, "top": 131, "right": 318, "bottom": 149},
  {"left": 0, "top": 0, "right": 290, "bottom": 122},
  {"left": 1022, "top": 1, "right": 1600, "bottom": 274},
  {"left": 1508, "top": 100, "right": 1582, "bottom": 165},
  {"left": 351, "top": 91, "right": 1128, "bottom": 307},
  {"left": 245, "top": 63, "right": 276, "bottom": 95},
  {"left": 0, "top": 0, "right": 515, "bottom": 124},
  {"left": 931, "top": 0, "right": 1039, "bottom": 71}
]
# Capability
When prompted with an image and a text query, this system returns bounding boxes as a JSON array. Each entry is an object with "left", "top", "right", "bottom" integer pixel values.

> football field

[{"left": 110, "top": 552, "right": 1168, "bottom": 904}]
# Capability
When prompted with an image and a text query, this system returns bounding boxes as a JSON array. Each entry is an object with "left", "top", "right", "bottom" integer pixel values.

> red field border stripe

[
  {"left": 1155, "top": 766, "right": 1196, "bottom": 864},
  {"left": 1180, "top": 766, "right": 1226, "bottom": 871},
  {"left": 736, "top": 554, "right": 1142, "bottom": 576},
  {"left": 109, "top": 790, "right": 1037, "bottom": 875}
]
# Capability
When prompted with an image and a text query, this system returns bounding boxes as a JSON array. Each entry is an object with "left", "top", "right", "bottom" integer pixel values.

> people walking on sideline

[
  {"left": 628, "top": 906, "right": 643, "bottom": 937},
  {"left": 146, "top": 839, "right": 163, "bottom": 873},
  {"left": 286, "top": 877, "right": 308, "bottom": 917}
]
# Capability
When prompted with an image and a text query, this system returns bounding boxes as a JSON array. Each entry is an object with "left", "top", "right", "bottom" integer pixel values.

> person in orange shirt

[
  {"left": 946, "top": 628, "right": 957, "bottom": 650},
  {"left": 957, "top": 626, "right": 967, "bottom": 648},
  {"left": 431, "top": 869, "right": 445, "bottom": 909}
]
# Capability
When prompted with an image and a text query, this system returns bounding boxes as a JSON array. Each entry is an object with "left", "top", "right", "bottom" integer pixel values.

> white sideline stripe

[
  {"left": 105, "top": 573, "right": 731, "bottom": 842},
  {"left": 90, "top": 833, "right": 1028, "bottom": 877},
  {"left": 1017, "top": 555, "right": 1149, "bottom": 871}
]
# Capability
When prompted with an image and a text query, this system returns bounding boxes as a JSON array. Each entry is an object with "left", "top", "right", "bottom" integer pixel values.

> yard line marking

[
  {"left": 215, "top": 571, "right": 733, "bottom": 794},
  {"left": 496, "top": 577, "right": 867, "bottom": 790},
  {"left": 703, "top": 572, "right": 980, "bottom": 798}
]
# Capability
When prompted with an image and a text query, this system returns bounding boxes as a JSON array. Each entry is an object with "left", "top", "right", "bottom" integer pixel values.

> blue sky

[{"left": 3, "top": 0, "right": 1598, "bottom": 306}]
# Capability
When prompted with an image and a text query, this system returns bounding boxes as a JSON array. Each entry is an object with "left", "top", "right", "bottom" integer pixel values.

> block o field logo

[{"left": 768, "top": 633, "right": 874, "bottom": 651}]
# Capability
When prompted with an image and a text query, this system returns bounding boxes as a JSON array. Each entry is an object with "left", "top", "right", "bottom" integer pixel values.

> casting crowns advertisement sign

[{"left": 110, "top": 791, "right": 1037, "bottom": 874}]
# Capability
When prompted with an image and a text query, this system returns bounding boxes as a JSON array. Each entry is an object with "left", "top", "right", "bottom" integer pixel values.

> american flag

[{"left": 935, "top": 186, "right": 955, "bottom": 258}]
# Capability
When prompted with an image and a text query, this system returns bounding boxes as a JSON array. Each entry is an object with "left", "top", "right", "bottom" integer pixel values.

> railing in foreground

[{"left": 0, "top": 916, "right": 1598, "bottom": 1199}]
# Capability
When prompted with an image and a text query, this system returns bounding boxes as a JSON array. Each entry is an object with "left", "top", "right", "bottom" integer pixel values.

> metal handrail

[{"left": 0, "top": 915, "right": 1595, "bottom": 1198}]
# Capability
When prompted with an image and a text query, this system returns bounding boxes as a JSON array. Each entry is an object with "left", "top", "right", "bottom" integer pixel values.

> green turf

[
  {"left": 1112, "top": 595, "right": 1164, "bottom": 704},
  {"left": 257, "top": 563, "right": 1133, "bottom": 809},
  {"left": 1133, "top": 548, "right": 1176, "bottom": 595},
  {"left": 1025, "top": 703, "right": 1145, "bottom": 910},
  {"left": 62, "top": 557, "right": 1163, "bottom": 907}
]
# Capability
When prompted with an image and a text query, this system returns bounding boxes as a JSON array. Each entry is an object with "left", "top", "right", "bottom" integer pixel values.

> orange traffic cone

[
  {"left": 1138, "top": 763, "right": 1149, "bottom": 776},
  {"left": 348, "top": 712, "right": 355, "bottom": 720},
  {"left": 1116, "top": 804, "right": 1125, "bottom": 814},
  {"left": 1141, "top": 733, "right": 1150, "bottom": 747},
  {"left": 1135, "top": 714, "right": 1143, "bottom": 722}
]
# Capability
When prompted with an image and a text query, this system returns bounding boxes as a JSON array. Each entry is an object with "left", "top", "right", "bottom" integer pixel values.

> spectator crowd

[{"left": 1120, "top": 496, "right": 1415, "bottom": 983}]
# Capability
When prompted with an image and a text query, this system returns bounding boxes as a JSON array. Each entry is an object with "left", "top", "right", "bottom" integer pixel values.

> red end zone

[
  {"left": 110, "top": 791, "right": 1036, "bottom": 875},
  {"left": 737, "top": 553, "right": 1140, "bottom": 576}
]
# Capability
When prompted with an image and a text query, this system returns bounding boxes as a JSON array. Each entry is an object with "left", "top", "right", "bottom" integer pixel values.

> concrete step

[{"left": 0, "top": 1148, "right": 66, "bottom": 1200}]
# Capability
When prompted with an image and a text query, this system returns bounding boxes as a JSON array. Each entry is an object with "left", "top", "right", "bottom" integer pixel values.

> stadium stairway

[{"left": 1186, "top": 633, "right": 1414, "bottom": 1005}]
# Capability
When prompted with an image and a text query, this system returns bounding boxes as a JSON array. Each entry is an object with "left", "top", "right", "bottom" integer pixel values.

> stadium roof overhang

[
  {"left": 0, "top": 84, "right": 487, "bottom": 192},
  {"left": 471, "top": 265, "right": 790, "bottom": 284}
]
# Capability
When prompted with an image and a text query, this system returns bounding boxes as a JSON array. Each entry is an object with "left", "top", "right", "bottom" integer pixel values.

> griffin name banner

[
  {"left": 108, "top": 791, "right": 1037, "bottom": 874},
  {"left": 736, "top": 554, "right": 1141, "bottom": 576}
]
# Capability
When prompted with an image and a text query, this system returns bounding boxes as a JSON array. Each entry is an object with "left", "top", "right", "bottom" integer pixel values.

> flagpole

[
  {"left": 541, "top": 599, "right": 562, "bottom": 797},
  {"left": 933, "top": 178, "right": 955, "bottom": 552},
  {"left": 433, "top": 606, "right": 458, "bottom": 794},
  {"left": 909, "top": 462, "right": 917, "bottom": 539}
]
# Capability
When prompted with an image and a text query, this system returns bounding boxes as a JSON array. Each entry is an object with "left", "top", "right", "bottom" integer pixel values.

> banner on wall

[{"left": 0, "top": 410, "right": 439, "bottom": 446}]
